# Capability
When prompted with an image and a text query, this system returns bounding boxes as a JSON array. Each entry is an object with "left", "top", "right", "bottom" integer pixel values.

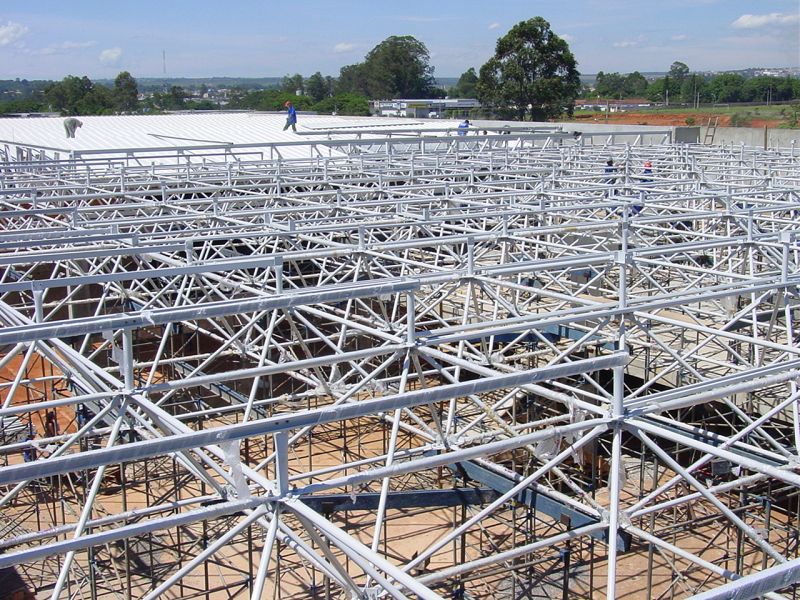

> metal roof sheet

[{"left": 0, "top": 113, "right": 453, "bottom": 162}]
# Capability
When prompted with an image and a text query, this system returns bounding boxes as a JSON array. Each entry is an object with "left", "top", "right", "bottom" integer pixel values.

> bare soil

[{"left": 571, "top": 111, "right": 785, "bottom": 128}]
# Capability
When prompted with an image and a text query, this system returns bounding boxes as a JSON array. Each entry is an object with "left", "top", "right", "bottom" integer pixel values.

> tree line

[
  {"left": 1, "top": 18, "right": 799, "bottom": 121},
  {"left": 592, "top": 61, "right": 800, "bottom": 104}
]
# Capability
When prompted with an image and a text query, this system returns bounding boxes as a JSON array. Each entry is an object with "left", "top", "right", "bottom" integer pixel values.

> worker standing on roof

[
  {"left": 283, "top": 101, "right": 297, "bottom": 132},
  {"left": 63, "top": 117, "right": 83, "bottom": 139},
  {"left": 457, "top": 118, "right": 470, "bottom": 136}
]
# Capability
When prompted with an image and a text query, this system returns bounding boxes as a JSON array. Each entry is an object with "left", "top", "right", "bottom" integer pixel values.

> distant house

[
  {"left": 371, "top": 98, "right": 481, "bottom": 118},
  {"left": 576, "top": 98, "right": 653, "bottom": 111}
]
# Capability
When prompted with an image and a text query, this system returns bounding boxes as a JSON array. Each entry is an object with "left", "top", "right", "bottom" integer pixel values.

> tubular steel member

[{"left": 0, "top": 123, "right": 798, "bottom": 599}]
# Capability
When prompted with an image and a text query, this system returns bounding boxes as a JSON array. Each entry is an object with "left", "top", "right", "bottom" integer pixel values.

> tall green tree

[
  {"left": 595, "top": 71, "right": 626, "bottom": 98},
  {"left": 477, "top": 17, "right": 580, "bottom": 120},
  {"left": 362, "top": 35, "right": 436, "bottom": 98},
  {"left": 46, "top": 75, "right": 93, "bottom": 114},
  {"left": 453, "top": 67, "right": 478, "bottom": 97},
  {"left": 45, "top": 75, "right": 114, "bottom": 115},
  {"left": 113, "top": 71, "right": 138, "bottom": 112},
  {"left": 337, "top": 36, "right": 436, "bottom": 99},
  {"left": 679, "top": 73, "right": 705, "bottom": 105},
  {"left": 336, "top": 63, "right": 370, "bottom": 96},
  {"left": 169, "top": 85, "right": 187, "bottom": 109},
  {"left": 305, "top": 71, "right": 330, "bottom": 103},
  {"left": 281, "top": 73, "right": 304, "bottom": 95},
  {"left": 707, "top": 73, "right": 745, "bottom": 103},
  {"left": 623, "top": 72, "right": 648, "bottom": 97},
  {"left": 669, "top": 61, "right": 690, "bottom": 83}
]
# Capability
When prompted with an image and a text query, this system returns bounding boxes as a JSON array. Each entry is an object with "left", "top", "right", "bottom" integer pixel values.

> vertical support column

[
  {"left": 275, "top": 262, "right": 284, "bottom": 295},
  {"left": 607, "top": 250, "right": 629, "bottom": 600},
  {"left": 122, "top": 328, "right": 134, "bottom": 392},
  {"left": 274, "top": 431, "right": 289, "bottom": 497},
  {"left": 781, "top": 233, "right": 800, "bottom": 450},
  {"left": 466, "top": 237, "right": 475, "bottom": 277},
  {"left": 406, "top": 292, "right": 416, "bottom": 346},
  {"left": 33, "top": 289, "right": 44, "bottom": 323}
]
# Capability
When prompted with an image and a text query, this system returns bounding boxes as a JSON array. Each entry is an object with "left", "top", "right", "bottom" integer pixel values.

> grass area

[{"left": 651, "top": 104, "right": 795, "bottom": 118}]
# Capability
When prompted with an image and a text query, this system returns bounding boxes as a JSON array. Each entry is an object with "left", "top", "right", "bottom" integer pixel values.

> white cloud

[
  {"left": 396, "top": 16, "right": 453, "bottom": 22},
  {"left": 60, "top": 40, "right": 96, "bottom": 49},
  {"left": 31, "top": 40, "right": 97, "bottom": 56},
  {"left": 613, "top": 34, "right": 646, "bottom": 49},
  {"left": 731, "top": 13, "right": 799, "bottom": 29},
  {"left": 560, "top": 33, "right": 575, "bottom": 42},
  {"left": 671, "top": 34, "right": 688, "bottom": 41},
  {"left": 333, "top": 42, "right": 355, "bottom": 53},
  {"left": 99, "top": 47, "right": 122, "bottom": 65},
  {"left": 0, "top": 20, "right": 28, "bottom": 47},
  {"left": 488, "top": 22, "right": 500, "bottom": 30}
]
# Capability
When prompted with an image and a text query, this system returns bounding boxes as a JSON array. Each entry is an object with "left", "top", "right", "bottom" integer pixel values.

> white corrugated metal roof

[{"left": 0, "top": 113, "right": 457, "bottom": 162}]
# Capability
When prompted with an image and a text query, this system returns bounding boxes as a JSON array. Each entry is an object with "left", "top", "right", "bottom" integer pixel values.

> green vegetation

[
  {"left": 477, "top": 17, "right": 580, "bottom": 121},
  {"left": 729, "top": 112, "right": 752, "bottom": 127},
  {"left": 2, "top": 25, "right": 800, "bottom": 124},
  {"left": 451, "top": 68, "right": 478, "bottom": 98},
  {"left": 45, "top": 75, "right": 116, "bottom": 115},
  {"left": 588, "top": 62, "right": 800, "bottom": 106},
  {"left": 336, "top": 35, "right": 439, "bottom": 99}
]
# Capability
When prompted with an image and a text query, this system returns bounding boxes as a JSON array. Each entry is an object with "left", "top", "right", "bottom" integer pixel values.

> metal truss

[{"left": 0, "top": 128, "right": 799, "bottom": 600}]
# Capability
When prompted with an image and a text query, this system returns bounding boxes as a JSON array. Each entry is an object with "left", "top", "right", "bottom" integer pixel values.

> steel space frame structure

[{"left": 0, "top": 129, "right": 799, "bottom": 599}]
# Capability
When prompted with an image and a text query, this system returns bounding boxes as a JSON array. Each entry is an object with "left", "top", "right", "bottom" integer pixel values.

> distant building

[
  {"left": 371, "top": 98, "right": 481, "bottom": 118},
  {"left": 575, "top": 98, "right": 653, "bottom": 112}
]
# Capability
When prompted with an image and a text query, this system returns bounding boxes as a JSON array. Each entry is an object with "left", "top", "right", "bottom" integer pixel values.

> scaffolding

[{"left": 0, "top": 125, "right": 799, "bottom": 599}]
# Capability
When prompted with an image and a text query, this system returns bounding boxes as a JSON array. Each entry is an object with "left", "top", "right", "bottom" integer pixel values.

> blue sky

[{"left": 0, "top": 0, "right": 797, "bottom": 80}]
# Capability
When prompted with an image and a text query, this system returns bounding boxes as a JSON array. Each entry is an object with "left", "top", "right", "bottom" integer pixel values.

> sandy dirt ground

[{"left": 571, "top": 111, "right": 786, "bottom": 128}]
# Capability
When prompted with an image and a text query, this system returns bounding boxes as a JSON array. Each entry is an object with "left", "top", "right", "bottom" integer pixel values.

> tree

[
  {"left": 669, "top": 61, "right": 690, "bottom": 83},
  {"left": 361, "top": 35, "right": 436, "bottom": 98},
  {"left": 46, "top": 75, "right": 93, "bottom": 114},
  {"left": 113, "top": 71, "right": 138, "bottom": 112},
  {"left": 646, "top": 75, "right": 680, "bottom": 104},
  {"left": 595, "top": 71, "right": 626, "bottom": 98},
  {"left": 45, "top": 75, "right": 114, "bottom": 115},
  {"left": 707, "top": 73, "right": 745, "bottom": 103},
  {"left": 281, "top": 73, "right": 304, "bottom": 95},
  {"left": 336, "top": 63, "right": 370, "bottom": 96},
  {"left": 679, "top": 73, "right": 705, "bottom": 105},
  {"left": 453, "top": 68, "right": 478, "bottom": 97},
  {"left": 334, "top": 36, "right": 436, "bottom": 99},
  {"left": 477, "top": 17, "right": 580, "bottom": 121},
  {"left": 306, "top": 71, "right": 330, "bottom": 103},
  {"left": 623, "top": 72, "right": 648, "bottom": 97},
  {"left": 169, "top": 86, "right": 187, "bottom": 109},
  {"left": 77, "top": 85, "right": 114, "bottom": 115},
  {"left": 312, "top": 93, "right": 370, "bottom": 116}
]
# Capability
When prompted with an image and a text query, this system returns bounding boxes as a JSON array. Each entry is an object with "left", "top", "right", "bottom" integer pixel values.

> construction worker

[
  {"left": 457, "top": 118, "right": 470, "bottom": 136},
  {"left": 22, "top": 434, "right": 37, "bottom": 462},
  {"left": 283, "top": 101, "right": 297, "bottom": 132},
  {"left": 604, "top": 159, "right": 618, "bottom": 197},
  {"left": 63, "top": 117, "right": 83, "bottom": 139},
  {"left": 642, "top": 160, "right": 653, "bottom": 182}
]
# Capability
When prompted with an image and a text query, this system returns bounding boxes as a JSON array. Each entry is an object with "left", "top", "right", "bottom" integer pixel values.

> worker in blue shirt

[
  {"left": 283, "top": 101, "right": 297, "bottom": 132},
  {"left": 457, "top": 119, "right": 470, "bottom": 136}
]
